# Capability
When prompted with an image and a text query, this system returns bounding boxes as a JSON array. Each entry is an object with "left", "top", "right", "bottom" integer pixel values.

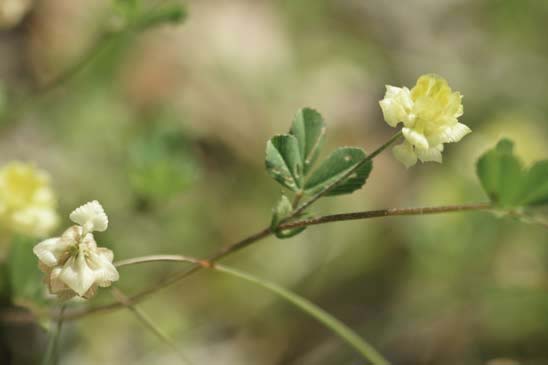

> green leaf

[
  {"left": 265, "top": 135, "right": 303, "bottom": 191},
  {"left": 289, "top": 108, "right": 326, "bottom": 175},
  {"left": 304, "top": 147, "right": 372, "bottom": 196},
  {"left": 270, "top": 195, "right": 306, "bottom": 239},
  {"left": 476, "top": 139, "right": 525, "bottom": 207},
  {"left": 7, "top": 235, "right": 47, "bottom": 309},
  {"left": 520, "top": 160, "right": 548, "bottom": 206}
]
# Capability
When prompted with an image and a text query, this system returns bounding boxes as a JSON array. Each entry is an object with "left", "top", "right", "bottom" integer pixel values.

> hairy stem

[
  {"left": 51, "top": 201, "right": 492, "bottom": 321},
  {"left": 279, "top": 203, "right": 492, "bottom": 230},
  {"left": 287, "top": 130, "right": 402, "bottom": 220}
]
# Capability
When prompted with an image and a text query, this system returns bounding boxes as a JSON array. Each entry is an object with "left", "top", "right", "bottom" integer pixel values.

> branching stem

[
  {"left": 286, "top": 130, "right": 402, "bottom": 220},
  {"left": 114, "top": 257, "right": 391, "bottom": 365},
  {"left": 53, "top": 201, "right": 492, "bottom": 321}
]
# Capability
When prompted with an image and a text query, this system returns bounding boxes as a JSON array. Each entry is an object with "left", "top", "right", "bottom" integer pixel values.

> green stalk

[
  {"left": 288, "top": 130, "right": 403, "bottom": 220},
  {"left": 213, "top": 264, "right": 390, "bottom": 365},
  {"left": 42, "top": 304, "right": 66, "bottom": 365},
  {"left": 111, "top": 287, "right": 192, "bottom": 365}
]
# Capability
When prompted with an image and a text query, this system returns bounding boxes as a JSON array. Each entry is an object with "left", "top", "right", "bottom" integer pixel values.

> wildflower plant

[
  {"left": 2, "top": 69, "right": 548, "bottom": 365},
  {"left": 0, "top": 2, "right": 547, "bottom": 364}
]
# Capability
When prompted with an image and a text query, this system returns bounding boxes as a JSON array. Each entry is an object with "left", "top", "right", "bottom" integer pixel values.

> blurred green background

[{"left": 1, "top": 0, "right": 548, "bottom": 364}]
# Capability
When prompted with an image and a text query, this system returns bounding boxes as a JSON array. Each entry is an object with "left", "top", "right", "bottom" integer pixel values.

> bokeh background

[{"left": 1, "top": 0, "right": 548, "bottom": 364}]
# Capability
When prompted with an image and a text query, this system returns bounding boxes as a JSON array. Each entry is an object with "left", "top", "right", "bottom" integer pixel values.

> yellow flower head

[
  {"left": 0, "top": 162, "right": 59, "bottom": 237},
  {"left": 379, "top": 74, "right": 471, "bottom": 167}
]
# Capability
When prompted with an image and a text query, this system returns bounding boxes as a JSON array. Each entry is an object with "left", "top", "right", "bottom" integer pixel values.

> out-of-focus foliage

[
  {"left": 6, "top": 235, "right": 47, "bottom": 309},
  {"left": 128, "top": 119, "right": 198, "bottom": 206},
  {"left": 477, "top": 139, "right": 526, "bottom": 207},
  {"left": 478, "top": 139, "right": 548, "bottom": 208},
  {"left": 0, "top": 0, "right": 548, "bottom": 364}
]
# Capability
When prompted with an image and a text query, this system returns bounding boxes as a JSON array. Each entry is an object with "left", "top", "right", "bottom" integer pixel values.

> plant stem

[
  {"left": 115, "top": 255, "right": 202, "bottom": 268},
  {"left": 51, "top": 201, "right": 492, "bottom": 321},
  {"left": 111, "top": 287, "right": 193, "bottom": 365},
  {"left": 278, "top": 202, "right": 492, "bottom": 230},
  {"left": 287, "top": 130, "right": 402, "bottom": 220},
  {"left": 37, "top": 0, "right": 178, "bottom": 94},
  {"left": 213, "top": 264, "right": 390, "bottom": 365},
  {"left": 115, "top": 257, "right": 390, "bottom": 364},
  {"left": 39, "top": 34, "right": 117, "bottom": 94},
  {"left": 41, "top": 304, "right": 66, "bottom": 365}
]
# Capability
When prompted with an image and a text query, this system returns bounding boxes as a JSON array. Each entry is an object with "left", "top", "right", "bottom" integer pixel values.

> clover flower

[
  {"left": 379, "top": 74, "right": 471, "bottom": 167},
  {"left": 0, "top": 162, "right": 59, "bottom": 237},
  {"left": 33, "top": 201, "right": 119, "bottom": 300}
]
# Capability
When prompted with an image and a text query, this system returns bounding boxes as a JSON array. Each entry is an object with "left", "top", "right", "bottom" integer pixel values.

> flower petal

[
  {"left": 379, "top": 86, "right": 414, "bottom": 127},
  {"left": 402, "top": 127, "right": 429, "bottom": 150},
  {"left": 444, "top": 122, "right": 471, "bottom": 143},
  {"left": 58, "top": 252, "right": 96, "bottom": 296},
  {"left": 48, "top": 267, "right": 69, "bottom": 294},
  {"left": 88, "top": 249, "right": 119, "bottom": 287},
  {"left": 416, "top": 145, "right": 443, "bottom": 163},
  {"left": 33, "top": 237, "right": 71, "bottom": 267},
  {"left": 70, "top": 200, "right": 108, "bottom": 232},
  {"left": 393, "top": 142, "right": 418, "bottom": 168}
]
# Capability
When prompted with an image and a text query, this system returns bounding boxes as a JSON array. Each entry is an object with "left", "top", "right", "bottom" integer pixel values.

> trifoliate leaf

[
  {"left": 476, "top": 139, "right": 525, "bottom": 207},
  {"left": 270, "top": 195, "right": 306, "bottom": 239},
  {"left": 289, "top": 108, "right": 326, "bottom": 175},
  {"left": 304, "top": 147, "right": 372, "bottom": 196},
  {"left": 266, "top": 135, "right": 303, "bottom": 192}
]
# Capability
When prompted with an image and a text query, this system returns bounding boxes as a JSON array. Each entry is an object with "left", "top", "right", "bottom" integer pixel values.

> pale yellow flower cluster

[
  {"left": 0, "top": 162, "right": 59, "bottom": 237},
  {"left": 33, "top": 201, "right": 119, "bottom": 300},
  {"left": 379, "top": 74, "right": 471, "bottom": 167},
  {"left": 0, "top": 0, "right": 33, "bottom": 29}
]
